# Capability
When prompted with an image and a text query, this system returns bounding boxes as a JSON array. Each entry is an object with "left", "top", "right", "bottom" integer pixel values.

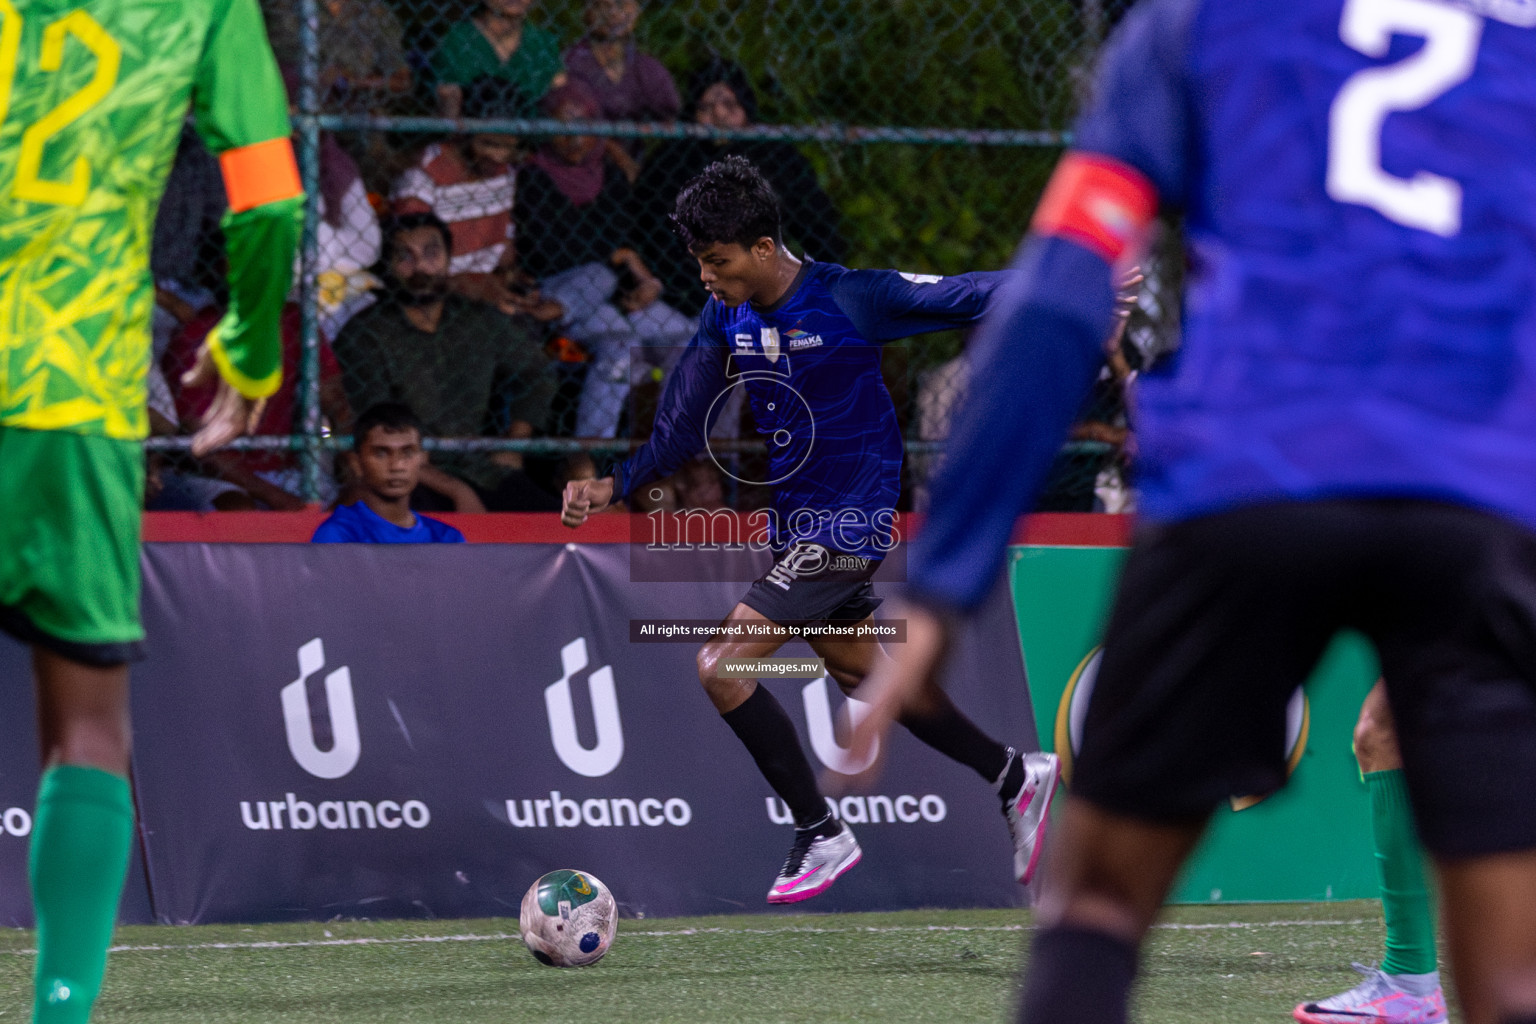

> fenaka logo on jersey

[
  {"left": 1053, "top": 647, "right": 1310, "bottom": 812},
  {"left": 242, "top": 638, "right": 431, "bottom": 832},
  {"left": 785, "top": 328, "right": 824, "bottom": 351}
]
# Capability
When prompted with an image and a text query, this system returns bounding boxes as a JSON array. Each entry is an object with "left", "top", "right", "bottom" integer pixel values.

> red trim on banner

[
  {"left": 1008, "top": 512, "right": 1132, "bottom": 547},
  {"left": 141, "top": 511, "right": 1133, "bottom": 547}
]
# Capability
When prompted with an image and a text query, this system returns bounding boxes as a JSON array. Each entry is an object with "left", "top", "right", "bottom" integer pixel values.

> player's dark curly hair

[{"left": 670, "top": 155, "right": 783, "bottom": 252}]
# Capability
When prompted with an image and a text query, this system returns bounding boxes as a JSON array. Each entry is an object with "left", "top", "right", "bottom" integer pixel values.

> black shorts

[
  {"left": 740, "top": 541, "right": 883, "bottom": 626},
  {"left": 1074, "top": 499, "right": 1536, "bottom": 858}
]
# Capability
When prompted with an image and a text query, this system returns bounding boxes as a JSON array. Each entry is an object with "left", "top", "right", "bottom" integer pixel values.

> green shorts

[{"left": 0, "top": 425, "right": 145, "bottom": 665}]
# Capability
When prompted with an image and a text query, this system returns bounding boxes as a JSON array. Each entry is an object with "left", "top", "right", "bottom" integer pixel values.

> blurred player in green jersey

[{"left": 0, "top": 1, "right": 302, "bottom": 1019}]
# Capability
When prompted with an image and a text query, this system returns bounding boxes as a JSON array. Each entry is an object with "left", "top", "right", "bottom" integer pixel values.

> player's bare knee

[
  {"left": 1035, "top": 878, "right": 1150, "bottom": 941},
  {"left": 695, "top": 644, "right": 739, "bottom": 702},
  {"left": 1353, "top": 708, "right": 1402, "bottom": 773},
  {"left": 50, "top": 716, "right": 132, "bottom": 775},
  {"left": 696, "top": 644, "right": 725, "bottom": 689}
]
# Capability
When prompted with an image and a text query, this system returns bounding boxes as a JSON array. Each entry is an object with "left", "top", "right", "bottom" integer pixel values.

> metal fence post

[{"left": 295, "top": 0, "right": 323, "bottom": 502}]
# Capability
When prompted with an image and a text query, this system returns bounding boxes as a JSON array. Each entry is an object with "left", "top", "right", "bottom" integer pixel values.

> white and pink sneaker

[
  {"left": 1294, "top": 964, "right": 1447, "bottom": 1024},
  {"left": 1003, "top": 751, "right": 1061, "bottom": 885},
  {"left": 766, "top": 819, "right": 861, "bottom": 904}
]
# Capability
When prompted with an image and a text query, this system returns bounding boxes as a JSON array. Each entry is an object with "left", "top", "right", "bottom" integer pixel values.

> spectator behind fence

[
  {"left": 432, "top": 0, "right": 565, "bottom": 118},
  {"left": 262, "top": 0, "right": 412, "bottom": 113},
  {"left": 517, "top": 80, "right": 693, "bottom": 438},
  {"left": 636, "top": 59, "right": 847, "bottom": 316},
  {"left": 165, "top": 304, "right": 353, "bottom": 510},
  {"left": 392, "top": 79, "right": 562, "bottom": 326},
  {"left": 564, "top": 0, "right": 680, "bottom": 160},
  {"left": 315, "top": 132, "right": 383, "bottom": 338},
  {"left": 143, "top": 361, "right": 254, "bottom": 512},
  {"left": 150, "top": 121, "right": 225, "bottom": 362},
  {"left": 912, "top": 348, "right": 969, "bottom": 514},
  {"left": 314, "top": 404, "right": 467, "bottom": 543},
  {"left": 674, "top": 457, "right": 727, "bottom": 511},
  {"left": 333, "top": 212, "right": 560, "bottom": 512}
]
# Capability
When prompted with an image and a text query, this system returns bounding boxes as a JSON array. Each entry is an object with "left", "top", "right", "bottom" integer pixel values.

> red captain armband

[
  {"left": 219, "top": 137, "right": 303, "bottom": 213},
  {"left": 1030, "top": 152, "right": 1158, "bottom": 266}
]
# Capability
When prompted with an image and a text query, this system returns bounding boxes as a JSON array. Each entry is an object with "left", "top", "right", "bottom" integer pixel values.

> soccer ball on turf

[{"left": 519, "top": 869, "right": 617, "bottom": 967}]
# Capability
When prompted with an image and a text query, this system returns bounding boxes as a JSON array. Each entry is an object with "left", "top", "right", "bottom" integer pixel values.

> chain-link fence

[{"left": 144, "top": 0, "right": 1175, "bottom": 515}]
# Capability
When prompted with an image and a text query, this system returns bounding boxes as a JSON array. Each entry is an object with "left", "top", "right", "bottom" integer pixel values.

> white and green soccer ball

[{"left": 519, "top": 869, "right": 617, "bottom": 967}]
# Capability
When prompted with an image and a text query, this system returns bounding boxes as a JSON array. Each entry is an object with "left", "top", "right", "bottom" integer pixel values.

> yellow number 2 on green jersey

[{"left": 0, "top": 0, "right": 299, "bottom": 441}]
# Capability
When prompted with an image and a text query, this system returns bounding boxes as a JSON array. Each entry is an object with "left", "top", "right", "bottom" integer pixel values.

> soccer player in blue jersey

[
  {"left": 561, "top": 155, "right": 1059, "bottom": 904},
  {"left": 846, "top": 1, "right": 1536, "bottom": 1022},
  {"left": 313, "top": 403, "right": 467, "bottom": 544}
]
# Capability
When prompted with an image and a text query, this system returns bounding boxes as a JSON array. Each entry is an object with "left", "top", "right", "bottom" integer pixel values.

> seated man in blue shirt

[{"left": 313, "top": 403, "right": 467, "bottom": 544}]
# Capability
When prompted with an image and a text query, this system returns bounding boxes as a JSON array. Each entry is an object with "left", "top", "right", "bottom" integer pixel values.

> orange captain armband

[
  {"left": 1031, "top": 152, "right": 1158, "bottom": 267},
  {"left": 219, "top": 137, "right": 303, "bottom": 213}
]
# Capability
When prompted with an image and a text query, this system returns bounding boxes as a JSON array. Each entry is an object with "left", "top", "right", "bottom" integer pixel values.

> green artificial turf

[{"left": 0, "top": 901, "right": 1453, "bottom": 1023}]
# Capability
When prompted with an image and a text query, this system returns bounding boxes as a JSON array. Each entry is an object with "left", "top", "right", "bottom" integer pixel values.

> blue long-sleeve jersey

[
  {"left": 615, "top": 259, "right": 1007, "bottom": 557},
  {"left": 912, "top": 0, "right": 1536, "bottom": 613}
]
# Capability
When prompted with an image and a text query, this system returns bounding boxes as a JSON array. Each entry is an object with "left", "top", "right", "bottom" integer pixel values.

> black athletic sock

[
  {"left": 797, "top": 812, "right": 842, "bottom": 839},
  {"left": 1018, "top": 926, "right": 1137, "bottom": 1024},
  {"left": 995, "top": 750, "right": 1026, "bottom": 802},
  {"left": 899, "top": 693, "right": 1011, "bottom": 783},
  {"left": 722, "top": 685, "right": 827, "bottom": 827}
]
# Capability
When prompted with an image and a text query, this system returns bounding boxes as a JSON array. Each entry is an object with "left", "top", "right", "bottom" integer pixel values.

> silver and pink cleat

[
  {"left": 766, "top": 819, "right": 862, "bottom": 904},
  {"left": 1294, "top": 964, "right": 1447, "bottom": 1024},
  {"left": 1004, "top": 751, "right": 1061, "bottom": 885}
]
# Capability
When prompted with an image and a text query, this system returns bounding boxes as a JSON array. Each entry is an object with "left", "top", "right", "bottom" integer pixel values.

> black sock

[
  {"left": 996, "top": 750, "right": 1026, "bottom": 801},
  {"left": 797, "top": 812, "right": 842, "bottom": 838},
  {"left": 1019, "top": 926, "right": 1137, "bottom": 1024},
  {"left": 722, "top": 685, "right": 826, "bottom": 827},
  {"left": 899, "top": 693, "right": 1011, "bottom": 783}
]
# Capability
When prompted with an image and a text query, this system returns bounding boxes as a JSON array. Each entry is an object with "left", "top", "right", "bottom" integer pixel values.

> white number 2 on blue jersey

[{"left": 1327, "top": 0, "right": 1483, "bottom": 237}]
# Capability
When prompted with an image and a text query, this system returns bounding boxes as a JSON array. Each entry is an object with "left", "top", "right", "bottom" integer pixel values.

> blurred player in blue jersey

[
  {"left": 847, "top": 1, "right": 1536, "bottom": 1022},
  {"left": 561, "top": 155, "right": 1060, "bottom": 904}
]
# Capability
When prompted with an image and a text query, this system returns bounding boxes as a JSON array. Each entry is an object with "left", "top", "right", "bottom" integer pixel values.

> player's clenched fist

[{"left": 562, "top": 476, "right": 616, "bottom": 528}]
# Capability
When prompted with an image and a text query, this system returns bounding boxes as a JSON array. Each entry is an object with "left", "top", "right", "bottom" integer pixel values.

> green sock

[
  {"left": 30, "top": 765, "right": 134, "bottom": 1024},
  {"left": 1365, "top": 768, "right": 1437, "bottom": 977}
]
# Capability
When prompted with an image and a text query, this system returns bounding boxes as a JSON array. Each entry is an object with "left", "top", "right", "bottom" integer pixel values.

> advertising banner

[
  {"left": 1009, "top": 545, "right": 1381, "bottom": 903},
  {"left": 131, "top": 542, "right": 1037, "bottom": 923},
  {"left": 0, "top": 636, "right": 155, "bottom": 927}
]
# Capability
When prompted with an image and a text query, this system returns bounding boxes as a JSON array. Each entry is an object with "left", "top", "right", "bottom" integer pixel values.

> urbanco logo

[
  {"left": 243, "top": 638, "right": 429, "bottom": 832},
  {"left": 546, "top": 639, "right": 623, "bottom": 778},
  {"left": 281, "top": 638, "right": 361, "bottom": 780},
  {"left": 801, "top": 676, "right": 879, "bottom": 775}
]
